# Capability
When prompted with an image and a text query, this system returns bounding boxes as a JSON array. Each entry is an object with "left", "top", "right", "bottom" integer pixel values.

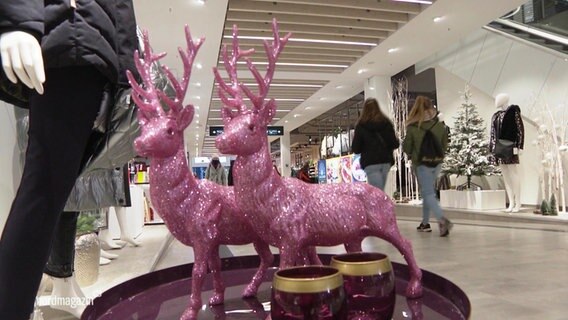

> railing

[{"left": 503, "top": 0, "right": 568, "bottom": 37}]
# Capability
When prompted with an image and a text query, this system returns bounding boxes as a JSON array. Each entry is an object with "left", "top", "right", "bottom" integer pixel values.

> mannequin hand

[
  {"left": 0, "top": 31, "right": 45, "bottom": 94},
  {"left": 513, "top": 148, "right": 521, "bottom": 155}
]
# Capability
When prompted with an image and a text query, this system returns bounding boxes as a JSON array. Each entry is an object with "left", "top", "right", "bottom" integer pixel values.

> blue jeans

[
  {"left": 415, "top": 165, "right": 444, "bottom": 224},
  {"left": 364, "top": 163, "right": 391, "bottom": 191}
]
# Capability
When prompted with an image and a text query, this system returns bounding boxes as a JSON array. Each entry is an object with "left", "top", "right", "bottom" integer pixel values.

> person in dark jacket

[
  {"left": 351, "top": 98, "right": 399, "bottom": 191},
  {"left": 0, "top": 1, "right": 138, "bottom": 319}
]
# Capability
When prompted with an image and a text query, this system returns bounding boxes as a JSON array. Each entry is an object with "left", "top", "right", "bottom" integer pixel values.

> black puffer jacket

[
  {"left": 0, "top": 0, "right": 138, "bottom": 106},
  {"left": 352, "top": 120, "right": 400, "bottom": 169}
]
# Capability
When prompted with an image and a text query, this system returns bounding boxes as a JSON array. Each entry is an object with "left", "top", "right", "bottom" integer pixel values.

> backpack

[{"left": 416, "top": 119, "right": 444, "bottom": 167}]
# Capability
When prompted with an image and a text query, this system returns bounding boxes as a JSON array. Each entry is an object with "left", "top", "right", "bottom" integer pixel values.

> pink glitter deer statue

[
  {"left": 214, "top": 19, "right": 423, "bottom": 298},
  {"left": 126, "top": 28, "right": 274, "bottom": 320}
]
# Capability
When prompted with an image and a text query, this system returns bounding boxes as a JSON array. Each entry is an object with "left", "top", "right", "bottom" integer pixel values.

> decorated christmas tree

[{"left": 442, "top": 86, "right": 500, "bottom": 189}]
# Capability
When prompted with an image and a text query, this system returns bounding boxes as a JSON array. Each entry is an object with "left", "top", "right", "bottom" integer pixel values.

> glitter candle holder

[
  {"left": 271, "top": 266, "right": 347, "bottom": 319},
  {"left": 331, "top": 252, "right": 395, "bottom": 319}
]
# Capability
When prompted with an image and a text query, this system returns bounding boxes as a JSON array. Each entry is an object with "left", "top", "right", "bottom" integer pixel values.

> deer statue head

[
  {"left": 214, "top": 19, "right": 291, "bottom": 155},
  {"left": 127, "top": 27, "right": 204, "bottom": 158}
]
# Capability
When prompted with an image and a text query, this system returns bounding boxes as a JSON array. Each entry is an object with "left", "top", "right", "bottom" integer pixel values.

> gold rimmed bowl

[
  {"left": 331, "top": 252, "right": 396, "bottom": 319},
  {"left": 271, "top": 266, "right": 347, "bottom": 319}
]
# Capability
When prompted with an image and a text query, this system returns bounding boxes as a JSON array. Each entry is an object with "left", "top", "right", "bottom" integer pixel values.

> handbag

[
  {"left": 493, "top": 115, "right": 514, "bottom": 159},
  {"left": 494, "top": 138, "right": 515, "bottom": 159}
]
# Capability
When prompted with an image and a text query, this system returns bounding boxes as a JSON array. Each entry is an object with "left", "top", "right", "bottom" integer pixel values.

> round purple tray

[{"left": 82, "top": 255, "right": 470, "bottom": 319}]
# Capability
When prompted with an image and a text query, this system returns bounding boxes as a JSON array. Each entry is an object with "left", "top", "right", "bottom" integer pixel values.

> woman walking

[
  {"left": 352, "top": 98, "right": 399, "bottom": 191},
  {"left": 402, "top": 96, "right": 453, "bottom": 237}
]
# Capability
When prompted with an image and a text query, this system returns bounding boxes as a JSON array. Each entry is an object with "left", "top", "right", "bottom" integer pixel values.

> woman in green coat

[{"left": 402, "top": 96, "right": 453, "bottom": 237}]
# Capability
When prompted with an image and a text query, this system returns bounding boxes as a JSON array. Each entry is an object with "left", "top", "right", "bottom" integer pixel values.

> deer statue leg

[
  {"left": 279, "top": 241, "right": 302, "bottom": 269},
  {"left": 243, "top": 241, "right": 274, "bottom": 297},
  {"left": 207, "top": 246, "right": 225, "bottom": 305},
  {"left": 180, "top": 248, "right": 208, "bottom": 320},
  {"left": 373, "top": 227, "right": 423, "bottom": 298}
]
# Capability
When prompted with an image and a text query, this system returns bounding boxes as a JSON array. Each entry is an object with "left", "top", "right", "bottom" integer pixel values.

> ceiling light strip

[
  {"left": 211, "top": 98, "right": 304, "bottom": 102},
  {"left": 391, "top": 0, "right": 432, "bottom": 4},
  {"left": 223, "top": 35, "right": 376, "bottom": 47},
  {"left": 215, "top": 83, "right": 323, "bottom": 88},
  {"left": 234, "top": 61, "right": 347, "bottom": 68}
]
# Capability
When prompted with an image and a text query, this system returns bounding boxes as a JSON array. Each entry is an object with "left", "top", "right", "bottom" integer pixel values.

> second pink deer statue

[
  {"left": 215, "top": 20, "right": 423, "bottom": 298},
  {"left": 126, "top": 28, "right": 274, "bottom": 320}
]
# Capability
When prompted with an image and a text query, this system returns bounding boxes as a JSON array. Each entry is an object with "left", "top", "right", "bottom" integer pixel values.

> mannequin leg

[
  {"left": 50, "top": 275, "right": 86, "bottom": 318},
  {"left": 508, "top": 164, "right": 522, "bottom": 212},
  {"left": 115, "top": 207, "right": 141, "bottom": 247},
  {"left": 100, "top": 249, "right": 118, "bottom": 260},
  {"left": 0, "top": 67, "right": 105, "bottom": 319},
  {"left": 500, "top": 165, "right": 514, "bottom": 212},
  {"left": 43, "top": 211, "right": 87, "bottom": 317},
  {"left": 98, "top": 208, "right": 123, "bottom": 250}
]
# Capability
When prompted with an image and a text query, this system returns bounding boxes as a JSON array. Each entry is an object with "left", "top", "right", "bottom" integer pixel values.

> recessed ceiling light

[
  {"left": 195, "top": 96, "right": 201, "bottom": 100},
  {"left": 195, "top": 0, "right": 206, "bottom": 4},
  {"left": 369, "top": 87, "right": 375, "bottom": 90},
  {"left": 293, "top": 114, "right": 301, "bottom": 118},
  {"left": 196, "top": 120, "right": 200, "bottom": 124},
  {"left": 388, "top": 48, "right": 399, "bottom": 53},
  {"left": 335, "top": 85, "right": 343, "bottom": 89},
  {"left": 357, "top": 68, "right": 367, "bottom": 74},
  {"left": 195, "top": 82, "right": 202, "bottom": 87},
  {"left": 433, "top": 16, "right": 443, "bottom": 23},
  {"left": 285, "top": 120, "right": 289, "bottom": 123},
  {"left": 319, "top": 97, "right": 326, "bottom": 101},
  {"left": 305, "top": 106, "right": 312, "bottom": 110},
  {"left": 195, "top": 63, "right": 203, "bottom": 69}
]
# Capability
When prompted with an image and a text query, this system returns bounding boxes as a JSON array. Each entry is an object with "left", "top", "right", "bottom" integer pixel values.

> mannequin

[
  {"left": 490, "top": 93, "right": 524, "bottom": 213},
  {"left": 99, "top": 206, "right": 142, "bottom": 250},
  {"left": 0, "top": 1, "right": 139, "bottom": 319}
]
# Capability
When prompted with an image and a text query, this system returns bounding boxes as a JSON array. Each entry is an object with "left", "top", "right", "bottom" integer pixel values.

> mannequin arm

[{"left": 0, "top": 31, "right": 45, "bottom": 94}]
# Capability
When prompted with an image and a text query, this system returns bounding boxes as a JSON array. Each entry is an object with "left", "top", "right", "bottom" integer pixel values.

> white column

[
  {"left": 280, "top": 130, "right": 292, "bottom": 177},
  {"left": 365, "top": 76, "right": 393, "bottom": 118}
]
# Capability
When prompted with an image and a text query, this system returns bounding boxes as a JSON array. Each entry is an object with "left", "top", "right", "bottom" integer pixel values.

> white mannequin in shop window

[
  {"left": 495, "top": 93, "right": 522, "bottom": 213},
  {"left": 1, "top": 32, "right": 81, "bottom": 319}
]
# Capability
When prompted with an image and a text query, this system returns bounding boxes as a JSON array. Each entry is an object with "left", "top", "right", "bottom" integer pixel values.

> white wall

[
  {"left": 417, "top": 28, "right": 568, "bottom": 206},
  {"left": 0, "top": 103, "right": 22, "bottom": 236}
]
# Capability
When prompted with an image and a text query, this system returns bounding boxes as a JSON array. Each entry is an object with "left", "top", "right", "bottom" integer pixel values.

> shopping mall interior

[{"left": 1, "top": 0, "right": 568, "bottom": 319}]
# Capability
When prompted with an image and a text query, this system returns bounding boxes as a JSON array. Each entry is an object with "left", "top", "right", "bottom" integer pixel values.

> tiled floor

[{"left": 39, "top": 215, "right": 568, "bottom": 319}]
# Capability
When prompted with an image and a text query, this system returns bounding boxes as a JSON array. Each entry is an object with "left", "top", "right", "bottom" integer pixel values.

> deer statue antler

[
  {"left": 159, "top": 25, "right": 204, "bottom": 116},
  {"left": 126, "top": 30, "right": 167, "bottom": 120},
  {"left": 127, "top": 26, "right": 203, "bottom": 121},
  {"left": 213, "top": 24, "right": 255, "bottom": 121},
  {"left": 241, "top": 18, "right": 291, "bottom": 113}
]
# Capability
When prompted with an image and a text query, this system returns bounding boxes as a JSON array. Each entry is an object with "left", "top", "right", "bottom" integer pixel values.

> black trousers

[
  {"left": 44, "top": 211, "right": 79, "bottom": 278},
  {"left": 0, "top": 67, "right": 106, "bottom": 319}
]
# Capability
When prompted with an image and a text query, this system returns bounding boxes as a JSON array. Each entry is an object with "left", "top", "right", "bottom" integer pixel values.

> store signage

[
  {"left": 209, "top": 126, "right": 284, "bottom": 136},
  {"left": 267, "top": 126, "right": 284, "bottom": 136},
  {"left": 209, "top": 126, "right": 224, "bottom": 136}
]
